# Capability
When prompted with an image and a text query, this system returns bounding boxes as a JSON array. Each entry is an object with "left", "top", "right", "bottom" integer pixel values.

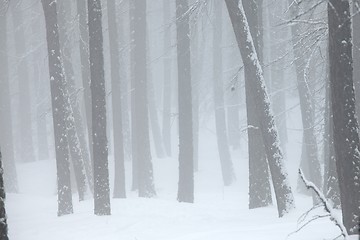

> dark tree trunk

[
  {"left": 0, "top": 150, "right": 9, "bottom": 240},
  {"left": 107, "top": 0, "right": 126, "bottom": 199},
  {"left": 162, "top": 0, "right": 172, "bottom": 157},
  {"left": 242, "top": 0, "right": 272, "bottom": 209},
  {"left": 41, "top": 0, "right": 73, "bottom": 216},
  {"left": 133, "top": 0, "right": 156, "bottom": 198},
  {"left": 176, "top": 0, "right": 194, "bottom": 203},
  {"left": 213, "top": 0, "right": 235, "bottom": 186},
  {"left": 225, "top": 0, "right": 295, "bottom": 217},
  {"left": 323, "top": 71, "right": 340, "bottom": 208},
  {"left": 328, "top": 0, "right": 360, "bottom": 234},
  {"left": 11, "top": 3, "right": 36, "bottom": 163},
  {"left": 0, "top": 13, "right": 18, "bottom": 193},
  {"left": 88, "top": 0, "right": 111, "bottom": 215}
]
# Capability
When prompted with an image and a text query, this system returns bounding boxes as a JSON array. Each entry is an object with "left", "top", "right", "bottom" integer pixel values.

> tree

[
  {"left": 132, "top": 0, "right": 156, "bottom": 198},
  {"left": 288, "top": 0, "right": 322, "bottom": 200},
  {"left": 242, "top": 0, "right": 272, "bottom": 209},
  {"left": 328, "top": 0, "right": 360, "bottom": 234},
  {"left": 88, "top": 0, "right": 111, "bottom": 215},
  {"left": 162, "top": 0, "right": 173, "bottom": 157},
  {"left": 0, "top": 150, "right": 9, "bottom": 240},
  {"left": 225, "top": 0, "right": 295, "bottom": 217},
  {"left": 353, "top": 0, "right": 360, "bottom": 120},
  {"left": 11, "top": 2, "right": 36, "bottom": 163},
  {"left": 58, "top": 0, "right": 90, "bottom": 201},
  {"left": 41, "top": 0, "right": 73, "bottom": 216},
  {"left": 213, "top": 0, "right": 235, "bottom": 186},
  {"left": 176, "top": 0, "right": 194, "bottom": 203},
  {"left": 0, "top": 10, "right": 18, "bottom": 193},
  {"left": 107, "top": 0, "right": 126, "bottom": 199}
]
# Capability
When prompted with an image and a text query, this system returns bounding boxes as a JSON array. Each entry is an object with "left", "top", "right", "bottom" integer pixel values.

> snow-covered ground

[{"left": 7, "top": 99, "right": 343, "bottom": 240}]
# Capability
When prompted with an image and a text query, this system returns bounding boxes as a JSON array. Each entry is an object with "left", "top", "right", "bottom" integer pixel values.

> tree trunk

[
  {"left": 242, "top": 0, "right": 272, "bottom": 209},
  {"left": 42, "top": 0, "right": 73, "bottom": 216},
  {"left": 213, "top": 0, "right": 235, "bottom": 186},
  {"left": 176, "top": 0, "right": 194, "bottom": 203},
  {"left": 288, "top": 1, "right": 322, "bottom": 201},
  {"left": 133, "top": 0, "right": 156, "bottom": 198},
  {"left": 328, "top": 0, "right": 360, "bottom": 234},
  {"left": 88, "top": 0, "right": 111, "bottom": 215},
  {"left": 77, "top": 0, "right": 93, "bottom": 170},
  {"left": 11, "top": 3, "right": 36, "bottom": 163},
  {"left": 58, "top": 0, "right": 90, "bottom": 202},
  {"left": 225, "top": 0, "right": 295, "bottom": 217},
  {"left": 0, "top": 13, "right": 18, "bottom": 194},
  {"left": 353, "top": 0, "right": 360, "bottom": 120},
  {"left": 162, "top": 0, "right": 172, "bottom": 157},
  {"left": 107, "top": 0, "right": 126, "bottom": 199},
  {"left": 0, "top": 150, "right": 9, "bottom": 240}
]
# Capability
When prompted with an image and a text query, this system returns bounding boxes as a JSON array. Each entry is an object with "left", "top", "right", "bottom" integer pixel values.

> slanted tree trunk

[
  {"left": 162, "top": 0, "right": 172, "bottom": 157},
  {"left": 107, "top": 0, "right": 126, "bottom": 199},
  {"left": 88, "top": 0, "right": 111, "bottom": 215},
  {"left": 58, "top": 0, "right": 90, "bottom": 202},
  {"left": 288, "top": 1, "right": 322, "bottom": 200},
  {"left": 176, "top": 0, "right": 194, "bottom": 203},
  {"left": 213, "top": 0, "right": 235, "bottom": 186},
  {"left": 0, "top": 149, "right": 9, "bottom": 240},
  {"left": 132, "top": 0, "right": 156, "bottom": 198},
  {"left": 225, "top": 0, "right": 295, "bottom": 217},
  {"left": 328, "top": 0, "right": 360, "bottom": 234},
  {"left": 0, "top": 13, "right": 18, "bottom": 193},
  {"left": 242, "top": 0, "right": 272, "bottom": 209},
  {"left": 11, "top": 3, "right": 36, "bottom": 163},
  {"left": 41, "top": 0, "right": 73, "bottom": 216}
]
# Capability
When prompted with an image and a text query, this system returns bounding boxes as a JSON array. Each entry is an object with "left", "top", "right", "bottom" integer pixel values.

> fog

[{"left": 0, "top": 0, "right": 359, "bottom": 239}]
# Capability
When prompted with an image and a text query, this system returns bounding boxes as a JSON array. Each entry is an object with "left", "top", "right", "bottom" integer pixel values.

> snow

[{"left": 7, "top": 98, "right": 344, "bottom": 240}]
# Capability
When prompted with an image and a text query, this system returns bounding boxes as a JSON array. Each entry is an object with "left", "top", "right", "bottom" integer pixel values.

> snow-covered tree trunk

[
  {"left": 77, "top": 0, "right": 93, "bottom": 169},
  {"left": 213, "top": 0, "right": 235, "bottom": 186},
  {"left": 0, "top": 150, "right": 9, "bottom": 240},
  {"left": 58, "top": 0, "right": 89, "bottom": 202},
  {"left": 0, "top": 13, "right": 18, "bottom": 193},
  {"left": 162, "top": 0, "right": 172, "bottom": 157},
  {"left": 225, "top": 0, "right": 295, "bottom": 217},
  {"left": 88, "top": 0, "right": 111, "bottom": 215},
  {"left": 41, "top": 0, "right": 73, "bottom": 216},
  {"left": 242, "top": 0, "right": 272, "bottom": 209},
  {"left": 11, "top": 3, "right": 36, "bottom": 163},
  {"left": 176, "top": 0, "right": 194, "bottom": 203},
  {"left": 107, "top": 0, "right": 126, "bottom": 199},
  {"left": 132, "top": 0, "right": 156, "bottom": 198},
  {"left": 328, "top": 0, "right": 360, "bottom": 234},
  {"left": 353, "top": 0, "right": 360, "bottom": 121}
]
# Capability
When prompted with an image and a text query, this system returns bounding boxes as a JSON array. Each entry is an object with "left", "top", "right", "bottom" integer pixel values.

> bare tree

[
  {"left": 88, "top": 0, "right": 111, "bottom": 215},
  {"left": 225, "top": 0, "right": 295, "bottom": 217},
  {"left": 41, "top": 0, "right": 73, "bottom": 216},
  {"left": 176, "top": 0, "right": 194, "bottom": 203},
  {"left": 0, "top": 150, "right": 9, "bottom": 240}
]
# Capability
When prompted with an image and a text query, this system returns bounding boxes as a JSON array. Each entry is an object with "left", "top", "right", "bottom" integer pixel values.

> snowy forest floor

[{"left": 7, "top": 99, "right": 342, "bottom": 240}]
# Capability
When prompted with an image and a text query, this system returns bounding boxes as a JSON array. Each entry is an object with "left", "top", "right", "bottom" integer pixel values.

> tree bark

[
  {"left": 0, "top": 150, "right": 9, "bottom": 240},
  {"left": 328, "top": 0, "right": 360, "bottom": 234}
]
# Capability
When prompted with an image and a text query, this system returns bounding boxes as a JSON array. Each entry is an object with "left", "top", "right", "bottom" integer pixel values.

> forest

[{"left": 0, "top": 0, "right": 359, "bottom": 239}]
